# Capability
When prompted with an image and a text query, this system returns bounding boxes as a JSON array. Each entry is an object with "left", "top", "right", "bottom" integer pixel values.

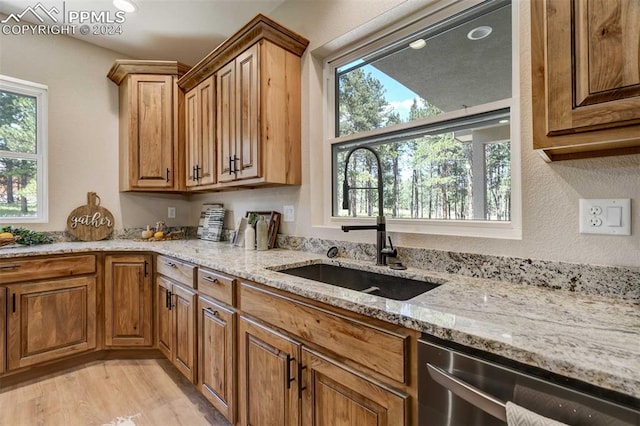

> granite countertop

[{"left": 1, "top": 240, "right": 639, "bottom": 401}]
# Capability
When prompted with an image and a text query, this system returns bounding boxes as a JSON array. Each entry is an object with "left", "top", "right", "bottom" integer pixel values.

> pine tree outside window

[
  {"left": 0, "top": 75, "right": 48, "bottom": 223},
  {"left": 326, "top": 0, "right": 520, "bottom": 238}
]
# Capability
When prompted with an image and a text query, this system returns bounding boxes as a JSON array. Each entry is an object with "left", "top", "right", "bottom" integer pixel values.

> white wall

[
  {"left": 193, "top": 0, "right": 640, "bottom": 268},
  {"left": 0, "top": 26, "right": 192, "bottom": 231}
]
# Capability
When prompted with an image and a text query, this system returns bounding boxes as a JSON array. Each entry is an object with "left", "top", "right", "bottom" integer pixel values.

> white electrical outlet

[
  {"left": 168, "top": 207, "right": 176, "bottom": 219},
  {"left": 579, "top": 199, "right": 631, "bottom": 235},
  {"left": 283, "top": 205, "right": 295, "bottom": 222}
]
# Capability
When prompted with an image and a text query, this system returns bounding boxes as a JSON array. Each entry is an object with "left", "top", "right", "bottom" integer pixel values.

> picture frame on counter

[{"left": 245, "top": 211, "right": 281, "bottom": 249}]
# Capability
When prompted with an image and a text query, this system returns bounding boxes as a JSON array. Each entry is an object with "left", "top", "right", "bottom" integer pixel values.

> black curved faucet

[{"left": 340, "top": 146, "right": 396, "bottom": 266}]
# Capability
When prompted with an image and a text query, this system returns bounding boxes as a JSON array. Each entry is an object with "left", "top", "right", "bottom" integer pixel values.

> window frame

[
  {"left": 0, "top": 75, "right": 49, "bottom": 224},
  {"left": 321, "top": 0, "right": 521, "bottom": 239}
]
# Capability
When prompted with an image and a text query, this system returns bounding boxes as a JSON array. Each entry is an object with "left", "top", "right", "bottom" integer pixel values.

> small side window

[{"left": 0, "top": 75, "right": 48, "bottom": 223}]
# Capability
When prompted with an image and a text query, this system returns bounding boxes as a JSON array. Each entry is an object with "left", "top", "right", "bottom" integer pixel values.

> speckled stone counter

[{"left": 1, "top": 240, "right": 638, "bottom": 401}]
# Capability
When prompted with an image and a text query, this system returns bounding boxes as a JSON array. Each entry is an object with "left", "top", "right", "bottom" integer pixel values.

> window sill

[{"left": 326, "top": 216, "right": 522, "bottom": 240}]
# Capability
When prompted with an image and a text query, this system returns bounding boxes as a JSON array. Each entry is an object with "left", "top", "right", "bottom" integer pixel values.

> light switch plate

[
  {"left": 283, "top": 205, "right": 295, "bottom": 222},
  {"left": 579, "top": 199, "right": 631, "bottom": 235},
  {"left": 168, "top": 207, "right": 176, "bottom": 219}
]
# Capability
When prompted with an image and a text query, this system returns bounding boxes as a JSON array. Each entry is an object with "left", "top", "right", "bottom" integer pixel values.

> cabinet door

[
  {"left": 300, "top": 348, "right": 408, "bottom": 426},
  {"left": 104, "top": 254, "right": 153, "bottom": 347},
  {"left": 7, "top": 277, "right": 97, "bottom": 370},
  {"left": 172, "top": 283, "right": 197, "bottom": 382},
  {"left": 156, "top": 276, "right": 173, "bottom": 359},
  {"left": 198, "top": 296, "right": 236, "bottom": 423},
  {"left": 531, "top": 0, "right": 640, "bottom": 159},
  {"left": 239, "top": 316, "right": 300, "bottom": 426},
  {"left": 130, "top": 75, "right": 174, "bottom": 188},
  {"left": 185, "top": 87, "right": 200, "bottom": 188},
  {"left": 235, "top": 44, "right": 260, "bottom": 180},
  {"left": 217, "top": 61, "right": 236, "bottom": 183},
  {"left": 198, "top": 76, "right": 216, "bottom": 186},
  {"left": 0, "top": 287, "right": 5, "bottom": 374}
]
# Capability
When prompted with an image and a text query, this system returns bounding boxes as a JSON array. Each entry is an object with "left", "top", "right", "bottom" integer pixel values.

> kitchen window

[
  {"left": 325, "top": 0, "right": 520, "bottom": 238},
  {"left": 0, "top": 75, "right": 48, "bottom": 223}
]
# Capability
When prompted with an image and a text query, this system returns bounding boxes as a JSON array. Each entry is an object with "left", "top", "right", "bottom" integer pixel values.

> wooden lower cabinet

[
  {"left": 104, "top": 254, "right": 153, "bottom": 347},
  {"left": 6, "top": 277, "right": 97, "bottom": 370},
  {"left": 198, "top": 296, "right": 236, "bottom": 423},
  {"left": 300, "top": 348, "right": 408, "bottom": 426},
  {"left": 172, "top": 283, "right": 196, "bottom": 381},
  {"left": 156, "top": 276, "right": 173, "bottom": 358},
  {"left": 239, "top": 315, "right": 301, "bottom": 426},
  {"left": 0, "top": 287, "right": 6, "bottom": 374},
  {"left": 155, "top": 275, "right": 197, "bottom": 383}
]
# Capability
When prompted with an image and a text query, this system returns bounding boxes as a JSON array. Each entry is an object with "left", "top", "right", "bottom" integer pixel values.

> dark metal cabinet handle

[
  {"left": 286, "top": 354, "right": 295, "bottom": 389},
  {"left": 144, "top": 261, "right": 148, "bottom": 277},
  {"left": 232, "top": 155, "right": 239, "bottom": 173},
  {"left": 0, "top": 264, "right": 20, "bottom": 270},
  {"left": 12, "top": 293, "right": 16, "bottom": 313},
  {"left": 192, "top": 166, "right": 197, "bottom": 182},
  {"left": 165, "top": 289, "right": 170, "bottom": 309},
  {"left": 228, "top": 156, "right": 234, "bottom": 175},
  {"left": 298, "top": 363, "right": 307, "bottom": 397},
  {"left": 427, "top": 363, "right": 507, "bottom": 422},
  {"left": 168, "top": 291, "right": 173, "bottom": 310},
  {"left": 204, "top": 307, "right": 218, "bottom": 316},
  {"left": 202, "top": 276, "right": 218, "bottom": 284},
  {"left": 195, "top": 165, "right": 201, "bottom": 181},
  {"left": 165, "top": 262, "right": 177, "bottom": 268},
  {"left": 166, "top": 168, "right": 170, "bottom": 182}
]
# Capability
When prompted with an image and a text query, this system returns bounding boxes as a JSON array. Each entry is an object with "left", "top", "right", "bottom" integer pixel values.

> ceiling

[
  {"left": 0, "top": 0, "right": 287, "bottom": 65},
  {"left": 372, "top": 3, "right": 511, "bottom": 113}
]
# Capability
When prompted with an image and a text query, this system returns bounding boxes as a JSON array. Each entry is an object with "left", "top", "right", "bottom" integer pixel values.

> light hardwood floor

[{"left": 0, "top": 359, "right": 231, "bottom": 426}]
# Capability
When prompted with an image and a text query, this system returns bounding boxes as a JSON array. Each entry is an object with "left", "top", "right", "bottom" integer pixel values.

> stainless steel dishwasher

[{"left": 418, "top": 336, "right": 640, "bottom": 425}]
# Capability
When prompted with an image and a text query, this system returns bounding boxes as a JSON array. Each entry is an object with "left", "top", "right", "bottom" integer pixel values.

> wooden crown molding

[
  {"left": 107, "top": 60, "right": 191, "bottom": 85},
  {"left": 177, "top": 13, "right": 310, "bottom": 92}
]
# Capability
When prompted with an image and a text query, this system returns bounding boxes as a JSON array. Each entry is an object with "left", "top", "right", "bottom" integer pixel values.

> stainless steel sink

[{"left": 278, "top": 263, "right": 441, "bottom": 301}]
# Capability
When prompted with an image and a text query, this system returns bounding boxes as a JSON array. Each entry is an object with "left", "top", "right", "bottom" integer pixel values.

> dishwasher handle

[{"left": 427, "top": 363, "right": 507, "bottom": 422}]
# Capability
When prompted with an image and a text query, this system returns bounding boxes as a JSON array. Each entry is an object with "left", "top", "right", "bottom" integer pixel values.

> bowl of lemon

[{"left": 0, "top": 231, "right": 20, "bottom": 247}]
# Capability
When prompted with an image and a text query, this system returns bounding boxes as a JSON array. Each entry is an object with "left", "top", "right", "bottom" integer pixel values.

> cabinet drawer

[
  {"left": 156, "top": 255, "right": 196, "bottom": 288},
  {"left": 0, "top": 255, "right": 96, "bottom": 284},
  {"left": 240, "top": 282, "right": 408, "bottom": 384},
  {"left": 197, "top": 268, "right": 235, "bottom": 306}
]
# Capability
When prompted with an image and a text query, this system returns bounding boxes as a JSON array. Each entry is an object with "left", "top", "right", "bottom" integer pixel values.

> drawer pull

[
  {"left": 0, "top": 264, "right": 20, "bottom": 270},
  {"left": 12, "top": 293, "right": 16, "bottom": 313},
  {"left": 202, "top": 276, "right": 219, "bottom": 284},
  {"left": 164, "top": 262, "right": 177, "bottom": 268},
  {"left": 204, "top": 307, "right": 218, "bottom": 316}
]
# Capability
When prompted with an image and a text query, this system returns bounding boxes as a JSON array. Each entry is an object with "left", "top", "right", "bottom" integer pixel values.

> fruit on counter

[
  {"left": 0, "top": 226, "right": 53, "bottom": 245},
  {"left": 154, "top": 231, "right": 164, "bottom": 239},
  {"left": 141, "top": 226, "right": 154, "bottom": 239},
  {"left": 0, "top": 232, "right": 14, "bottom": 238}
]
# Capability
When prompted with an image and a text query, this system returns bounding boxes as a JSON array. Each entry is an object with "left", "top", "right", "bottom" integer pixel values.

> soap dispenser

[{"left": 256, "top": 215, "right": 268, "bottom": 251}]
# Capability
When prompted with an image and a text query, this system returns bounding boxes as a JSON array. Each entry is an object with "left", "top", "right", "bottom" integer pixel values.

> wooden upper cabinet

[
  {"left": 104, "top": 254, "right": 153, "bottom": 347},
  {"left": 107, "top": 60, "right": 189, "bottom": 191},
  {"left": 531, "top": 0, "right": 640, "bottom": 160},
  {"left": 179, "top": 14, "right": 309, "bottom": 190},
  {"left": 186, "top": 77, "right": 216, "bottom": 189},
  {"left": 217, "top": 44, "right": 260, "bottom": 183}
]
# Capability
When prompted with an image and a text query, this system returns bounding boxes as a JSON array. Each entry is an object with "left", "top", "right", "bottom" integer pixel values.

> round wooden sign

[{"left": 66, "top": 192, "right": 115, "bottom": 241}]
